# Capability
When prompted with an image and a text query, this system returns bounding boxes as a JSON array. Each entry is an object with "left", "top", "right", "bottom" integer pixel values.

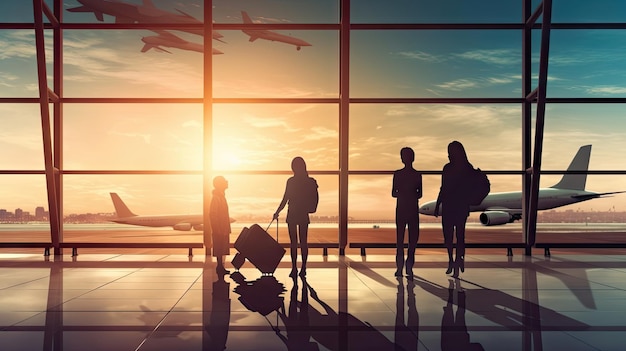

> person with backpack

[
  {"left": 273, "top": 156, "right": 319, "bottom": 278},
  {"left": 392, "top": 147, "right": 422, "bottom": 279},
  {"left": 434, "top": 141, "right": 475, "bottom": 276}
]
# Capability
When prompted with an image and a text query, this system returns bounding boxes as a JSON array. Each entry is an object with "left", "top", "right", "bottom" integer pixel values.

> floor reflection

[{"left": 0, "top": 254, "right": 624, "bottom": 350}]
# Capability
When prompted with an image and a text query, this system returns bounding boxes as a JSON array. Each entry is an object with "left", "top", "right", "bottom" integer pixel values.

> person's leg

[
  {"left": 442, "top": 218, "right": 454, "bottom": 274},
  {"left": 455, "top": 217, "right": 467, "bottom": 272},
  {"left": 288, "top": 222, "right": 298, "bottom": 277},
  {"left": 395, "top": 218, "right": 406, "bottom": 276},
  {"left": 298, "top": 223, "right": 309, "bottom": 277},
  {"left": 216, "top": 255, "right": 230, "bottom": 274},
  {"left": 405, "top": 216, "right": 419, "bottom": 277}
]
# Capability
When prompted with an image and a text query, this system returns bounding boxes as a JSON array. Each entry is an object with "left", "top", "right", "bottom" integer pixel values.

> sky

[{"left": 1, "top": 0, "right": 626, "bottom": 221}]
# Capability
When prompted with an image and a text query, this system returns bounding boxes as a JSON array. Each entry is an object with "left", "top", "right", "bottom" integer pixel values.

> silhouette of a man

[{"left": 392, "top": 147, "right": 422, "bottom": 278}]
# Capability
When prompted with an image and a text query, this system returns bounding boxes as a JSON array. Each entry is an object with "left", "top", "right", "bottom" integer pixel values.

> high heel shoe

[
  {"left": 458, "top": 256, "right": 465, "bottom": 273},
  {"left": 289, "top": 268, "right": 298, "bottom": 278},
  {"left": 445, "top": 262, "right": 454, "bottom": 275}
]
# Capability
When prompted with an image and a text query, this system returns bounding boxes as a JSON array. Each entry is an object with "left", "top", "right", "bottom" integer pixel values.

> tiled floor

[{"left": 0, "top": 252, "right": 625, "bottom": 350}]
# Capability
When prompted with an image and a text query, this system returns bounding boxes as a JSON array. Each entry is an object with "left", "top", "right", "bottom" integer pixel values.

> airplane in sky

[
  {"left": 141, "top": 30, "right": 224, "bottom": 54},
  {"left": 67, "top": 0, "right": 225, "bottom": 41},
  {"left": 419, "top": 145, "right": 625, "bottom": 225},
  {"left": 109, "top": 192, "right": 203, "bottom": 231},
  {"left": 241, "top": 11, "right": 312, "bottom": 51}
]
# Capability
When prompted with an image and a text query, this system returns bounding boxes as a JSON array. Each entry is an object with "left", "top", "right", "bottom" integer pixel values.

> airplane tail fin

[
  {"left": 550, "top": 145, "right": 591, "bottom": 191},
  {"left": 241, "top": 11, "right": 253, "bottom": 24},
  {"left": 110, "top": 193, "right": 137, "bottom": 218}
]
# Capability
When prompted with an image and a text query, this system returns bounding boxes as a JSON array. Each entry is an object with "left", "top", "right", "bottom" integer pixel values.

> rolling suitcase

[{"left": 232, "top": 221, "right": 285, "bottom": 274}]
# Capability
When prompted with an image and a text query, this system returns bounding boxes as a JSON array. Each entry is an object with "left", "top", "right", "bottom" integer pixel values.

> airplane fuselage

[
  {"left": 419, "top": 188, "right": 601, "bottom": 216},
  {"left": 243, "top": 29, "right": 312, "bottom": 49},
  {"left": 112, "top": 214, "right": 203, "bottom": 230}
]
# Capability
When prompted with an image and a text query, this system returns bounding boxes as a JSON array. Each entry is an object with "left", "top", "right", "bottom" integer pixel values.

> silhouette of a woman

[
  {"left": 434, "top": 141, "right": 473, "bottom": 275},
  {"left": 274, "top": 157, "right": 318, "bottom": 278}
]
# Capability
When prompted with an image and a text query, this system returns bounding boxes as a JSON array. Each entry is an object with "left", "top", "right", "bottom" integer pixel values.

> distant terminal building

[{"left": 35, "top": 206, "right": 48, "bottom": 221}]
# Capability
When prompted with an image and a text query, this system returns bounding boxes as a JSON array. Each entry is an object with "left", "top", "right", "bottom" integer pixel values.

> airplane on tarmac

[
  {"left": 241, "top": 11, "right": 312, "bottom": 51},
  {"left": 109, "top": 192, "right": 203, "bottom": 231},
  {"left": 419, "top": 145, "right": 625, "bottom": 226},
  {"left": 141, "top": 30, "right": 224, "bottom": 54},
  {"left": 67, "top": 0, "right": 225, "bottom": 41}
]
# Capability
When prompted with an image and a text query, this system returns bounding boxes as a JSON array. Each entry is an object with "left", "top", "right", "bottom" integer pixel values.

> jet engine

[
  {"left": 173, "top": 223, "right": 193, "bottom": 231},
  {"left": 479, "top": 211, "right": 513, "bottom": 226},
  {"left": 193, "top": 224, "right": 204, "bottom": 231}
]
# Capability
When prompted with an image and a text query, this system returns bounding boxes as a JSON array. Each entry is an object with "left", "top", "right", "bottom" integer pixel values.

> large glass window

[{"left": 1, "top": 0, "right": 626, "bottom": 252}]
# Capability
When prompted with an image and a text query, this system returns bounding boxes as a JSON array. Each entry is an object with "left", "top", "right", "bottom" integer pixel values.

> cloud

[
  {"left": 395, "top": 51, "right": 441, "bottom": 62},
  {"left": 454, "top": 49, "right": 519, "bottom": 65},
  {"left": 0, "top": 32, "right": 37, "bottom": 60},
  {"left": 304, "top": 126, "right": 337, "bottom": 141},
  {"left": 243, "top": 115, "right": 298, "bottom": 131},
  {"left": 109, "top": 131, "right": 152, "bottom": 144},
  {"left": 435, "top": 74, "right": 519, "bottom": 91},
  {"left": 435, "top": 78, "right": 479, "bottom": 90},
  {"left": 394, "top": 48, "right": 519, "bottom": 66},
  {"left": 584, "top": 86, "right": 626, "bottom": 95}
]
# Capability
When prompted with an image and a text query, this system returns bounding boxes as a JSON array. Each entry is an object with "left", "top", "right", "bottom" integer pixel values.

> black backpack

[
  {"left": 467, "top": 168, "right": 490, "bottom": 205},
  {"left": 307, "top": 178, "right": 319, "bottom": 213}
]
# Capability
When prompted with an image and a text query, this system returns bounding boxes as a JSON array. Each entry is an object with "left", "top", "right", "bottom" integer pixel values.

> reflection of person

[
  {"left": 434, "top": 141, "right": 474, "bottom": 276},
  {"left": 392, "top": 147, "right": 422, "bottom": 278},
  {"left": 275, "top": 279, "right": 318, "bottom": 351},
  {"left": 210, "top": 175, "right": 231, "bottom": 275},
  {"left": 205, "top": 274, "right": 231, "bottom": 351},
  {"left": 394, "top": 278, "right": 419, "bottom": 350},
  {"left": 441, "top": 279, "right": 484, "bottom": 351},
  {"left": 273, "top": 157, "right": 319, "bottom": 278}
]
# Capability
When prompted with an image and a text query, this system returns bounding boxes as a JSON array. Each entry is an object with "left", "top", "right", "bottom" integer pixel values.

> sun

[{"left": 213, "top": 150, "right": 243, "bottom": 170}]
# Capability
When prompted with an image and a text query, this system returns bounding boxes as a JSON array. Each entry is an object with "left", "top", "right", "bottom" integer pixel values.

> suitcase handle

[{"left": 265, "top": 218, "right": 279, "bottom": 242}]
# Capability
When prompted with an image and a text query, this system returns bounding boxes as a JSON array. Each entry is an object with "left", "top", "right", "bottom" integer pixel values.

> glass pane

[
  {"left": 213, "top": 104, "right": 339, "bottom": 171},
  {"left": 351, "top": 30, "right": 521, "bottom": 98},
  {"left": 213, "top": 0, "right": 339, "bottom": 23},
  {"left": 0, "top": 2, "right": 33, "bottom": 23},
  {"left": 0, "top": 104, "right": 46, "bottom": 170},
  {"left": 0, "top": 30, "right": 39, "bottom": 98},
  {"left": 0, "top": 175, "right": 50, "bottom": 247},
  {"left": 348, "top": 174, "right": 525, "bottom": 246},
  {"left": 542, "top": 104, "right": 626, "bottom": 171},
  {"left": 553, "top": 0, "right": 626, "bottom": 22},
  {"left": 213, "top": 30, "right": 338, "bottom": 98},
  {"left": 64, "top": 104, "right": 203, "bottom": 170},
  {"left": 548, "top": 30, "right": 626, "bottom": 98},
  {"left": 351, "top": 0, "right": 520, "bottom": 23},
  {"left": 63, "top": 0, "right": 206, "bottom": 23},
  {"left": 349, "top": 104, "right": 522, "bottom": 170},
  {"left": 63, "top": 30, "right": 203, "bottom": 98},
  {"left": 63, "top": 0, "right": 340, "bottom": 24}
]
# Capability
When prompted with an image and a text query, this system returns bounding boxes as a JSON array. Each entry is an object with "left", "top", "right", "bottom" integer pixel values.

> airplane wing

[
  {"left": 141, "top": 43, "right": 172, "bottom": 54},
  {"left": 67, "top": 6, "right": 105, "bottom": 21},
  {"left": 572, "top": 191, "right": 626, "bottom": 201},
  {"left": 248, "top": 36, "right": 259, "bottom": 42},
  {"left": 115, "top": 16, "right": 135, "bottom": 24},
  {"left": 175, "top": 8, "right": 196, "bottom": 19}
]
